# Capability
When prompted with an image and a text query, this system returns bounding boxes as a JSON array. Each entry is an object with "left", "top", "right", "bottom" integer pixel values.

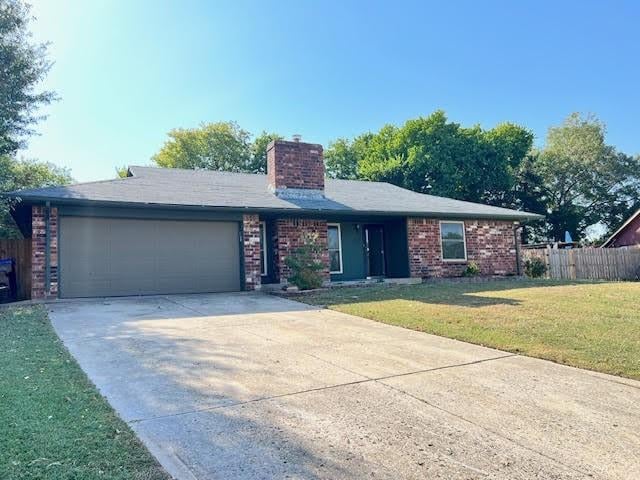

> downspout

[
  {"left": 44, "top": 201, "right": 51, "bottom": 296},
  {"left": 513, "top": 222, "right": 522, "bottom": 276}
]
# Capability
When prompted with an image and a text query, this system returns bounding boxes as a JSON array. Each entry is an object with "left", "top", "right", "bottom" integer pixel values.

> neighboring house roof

[
  {"left": 601, "top": 209, "right": 640, "bottom": 248},
  {"left": 7, "top": 166, "right": 543, "bottom": 221}
]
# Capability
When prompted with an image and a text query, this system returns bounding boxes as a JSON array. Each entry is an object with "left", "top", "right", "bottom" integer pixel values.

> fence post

[
  {"left": 568, "top": 250, "right": 576, "bottom": 279},
  {"left": 545, "top": 246, "right": 551, "bottom": 279}
]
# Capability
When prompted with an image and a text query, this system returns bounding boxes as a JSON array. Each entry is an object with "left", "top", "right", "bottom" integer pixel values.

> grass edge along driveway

[
  {"left": 295, "top": 280, "right": 640, "bottom": 380},
  {"left": 0, "top": 305, "right": 170, "bottom": 480}
]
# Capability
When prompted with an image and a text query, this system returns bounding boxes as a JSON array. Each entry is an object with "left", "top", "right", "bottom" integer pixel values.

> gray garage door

[{"left": 59, "top": 217, "right": 241, "bottom": 298}]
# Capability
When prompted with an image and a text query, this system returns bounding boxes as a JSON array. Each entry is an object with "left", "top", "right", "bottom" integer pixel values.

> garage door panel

[{"left": 60, "top": 217, "right": 240, "bottom": 298}]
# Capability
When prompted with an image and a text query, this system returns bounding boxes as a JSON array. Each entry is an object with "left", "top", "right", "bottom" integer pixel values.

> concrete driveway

[{"left": 49, "top": 293, "right": 640, "bottom": 480}]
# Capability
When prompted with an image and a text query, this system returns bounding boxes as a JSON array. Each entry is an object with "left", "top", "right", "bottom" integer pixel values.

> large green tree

[
  {"left": 325, "top": 111, "right": 535, "bottom": 208},
  {"left": 0, "top": 156, "right": 72, "bottom": 237},
  {"left": 533, "top": 113, "right": 640, "bottom": 241},
  {"left": 152, "top": 122, "right": 281, "bottom": 174},
  {"left": 0, "top": 0, "right": 56, "bottom": 155}
]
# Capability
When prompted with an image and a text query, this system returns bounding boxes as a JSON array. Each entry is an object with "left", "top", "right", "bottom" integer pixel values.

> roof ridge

[
  {"left": 130, "top": 165, "right": 395, "bottom": 186},
  {"left": 130, "top": 165, "right": 266, "bottom": 177}
]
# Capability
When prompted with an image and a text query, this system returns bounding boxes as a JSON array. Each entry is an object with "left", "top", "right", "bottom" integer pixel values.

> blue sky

[{"left": 25, "top": 0, "right": 640, "bottom": 182}]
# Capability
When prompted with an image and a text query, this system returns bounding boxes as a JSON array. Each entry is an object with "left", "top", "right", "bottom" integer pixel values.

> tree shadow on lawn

[{"left": 296, "top": 279, "right": 592, "bottom": 309}]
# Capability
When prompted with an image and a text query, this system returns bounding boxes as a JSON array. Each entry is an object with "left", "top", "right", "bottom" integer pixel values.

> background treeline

[
  {"left": 151, "top": 113, "right": 640, "bottom": 244},
  {"left": 1, "top": 1, "right": 638, "bottom": 244}
]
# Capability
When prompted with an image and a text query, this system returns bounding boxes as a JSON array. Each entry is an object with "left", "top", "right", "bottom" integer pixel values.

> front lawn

[
  {"left": 0, "top": 306, "right": 169, "bottom": 480},
  {"left": 296, "top": 280, "right": 640, "bottom": 380}
]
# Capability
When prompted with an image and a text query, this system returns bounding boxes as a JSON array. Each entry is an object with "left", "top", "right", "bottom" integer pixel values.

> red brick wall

[
  {"left": 267, "top": 140, "right": 325, "bottom": 191},
  {"left": 242, "top": 214, "right": 262, "bottom": 291},
  {"left": 407, "top": 218, "right": 519, "bottom": 278},
  {"left": 607, "top": 214, "right": 640, "bottom": 247},
  {"left": 275, "top": 218, "right": 330, "bottom": 284},
  {"left": 31, "top": 206, "right": 58, "bottom": 299}
]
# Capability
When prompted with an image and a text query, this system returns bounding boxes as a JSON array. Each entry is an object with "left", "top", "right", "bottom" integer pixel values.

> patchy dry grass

[
  {"left": 0, "top": 306, "right": 169, "bottom": 480},
  {"left": 297, "top": 280, "right": 640, "bottom": 380}
]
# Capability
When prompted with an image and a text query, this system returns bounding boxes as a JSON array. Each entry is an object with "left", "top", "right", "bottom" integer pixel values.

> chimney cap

[{"left": 292, "top": 134, "right": 302, "bottom": 142}]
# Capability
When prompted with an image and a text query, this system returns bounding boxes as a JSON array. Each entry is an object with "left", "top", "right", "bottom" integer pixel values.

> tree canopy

[
  {"left": 324, "top": 111, "right": 640, "bottom": 243},
  {"left": 325, "top": 111, "right": 534, "bottom": 207},
  {"left": 0, "top": 0, "right": 56, "bottom": 156},
  {"left": 152, "top": 122, "right": 281, "bottom": 174},
  {"left": 0, "top": 156, "right": 72, "bottom": 237},
  {"left": 534, "top": 113, "right": 640, "bottom": 241}
]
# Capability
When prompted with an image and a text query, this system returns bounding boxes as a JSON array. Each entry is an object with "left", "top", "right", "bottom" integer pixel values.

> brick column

[
  {"left": 275, "top": 218, "right": 330, "bottom": 285},
  {"left": 407, "top": 218, "right": 442, "bottom": 278},
  {"left": 242, "top": 214, "right": 261, "bottom": 291},
  {"left": 31, "top": 205, "right": 58, "bottom": 299}
]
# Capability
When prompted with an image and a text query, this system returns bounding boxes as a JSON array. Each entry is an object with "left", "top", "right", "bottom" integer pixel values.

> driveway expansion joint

[{"left": 127, "top": 353, "right": 516, "bottom": 424}]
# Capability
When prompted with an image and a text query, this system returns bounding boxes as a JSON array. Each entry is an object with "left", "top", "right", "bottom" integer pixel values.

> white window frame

[
  {"left": 327, "top": 223, "right": 344, "bottom": 274},
  {"left": 260, "top": 221, "right": 268, "bottom": 276},
  {"left": 439, "top": 220, "right": 467, "bottom": 262}
]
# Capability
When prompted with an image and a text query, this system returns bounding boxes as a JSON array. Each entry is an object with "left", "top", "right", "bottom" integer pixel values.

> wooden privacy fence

[
  {"left": 524, "top": 247, "right": 640, "bottom": 281},
  {"left": 0, "top": 239, "right": 32, "bottom": 300}
]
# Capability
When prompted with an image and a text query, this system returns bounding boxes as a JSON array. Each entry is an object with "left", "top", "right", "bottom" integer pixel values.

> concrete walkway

[{"left": 49, "top": 293, "right": 640, "bottom": 480}]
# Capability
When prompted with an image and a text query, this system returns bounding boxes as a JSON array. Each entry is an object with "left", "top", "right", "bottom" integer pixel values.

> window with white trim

[
  {"left": 327, "top": 223, "right": 343, "bottom": 274},
  {"left": 440, "top": 221, "right": 467, "bottom": 261},
  {"left": 259, "top": 221, "right": 267, "bottom": 276}
]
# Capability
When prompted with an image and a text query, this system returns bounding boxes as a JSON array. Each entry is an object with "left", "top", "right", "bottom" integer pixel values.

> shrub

[
  {"left": 524, "top": 257, "right": 547, "bottom": 278},
  {"left": 462, "top": 261, "right": 481, "bottom": 277},
  {"left": 284, "top": 233, "right": 325, "bottom": 290}
]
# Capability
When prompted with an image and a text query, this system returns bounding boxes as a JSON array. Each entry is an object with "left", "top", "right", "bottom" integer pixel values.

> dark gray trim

[
  {"left": 58, "top": 205, "right": 243, "bottom": 222},
  {"left": 405, "top": 218, "right": 412, "bottom": 278},
  {"left": 44, "top": 203, "right": 50, "bottom": 295},
  {"left": 13, "top": 196, "right": 544, "bottom": 222},
  {"left": 57, "top": 213, "right": 62, "bottom": 299},
  {"left": 514, "top": 224, "right": 523, "bottom": 276},
  {"left": 238, "top": 220, "right": 246, "bottom": 291}
]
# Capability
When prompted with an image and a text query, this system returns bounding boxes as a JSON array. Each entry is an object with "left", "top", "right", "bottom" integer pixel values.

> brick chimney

[{"left": 267, "top": 138, "right": 325, "bottom": 197}]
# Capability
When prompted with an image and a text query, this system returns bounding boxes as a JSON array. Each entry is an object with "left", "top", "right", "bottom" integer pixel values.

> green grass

[
  {"left": 0, "top": 306, "right": 170, "bottom": 480},
  {"left": 296, "top": 280, "right": 640, "bottom": 380}
]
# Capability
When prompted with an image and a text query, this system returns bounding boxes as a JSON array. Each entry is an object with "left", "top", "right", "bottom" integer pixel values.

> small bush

[
  {"left": 284, "top": 233, "right": 324, "bottom": 290},
  {"left": 462, "top": 261, "right": 481, "bottom": 277},
  {"left": 524, "top": 257, "right": 547, "bottom": 278}
]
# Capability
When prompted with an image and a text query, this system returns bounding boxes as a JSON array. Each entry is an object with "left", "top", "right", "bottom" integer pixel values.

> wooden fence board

[
  {"left": 0, "top": 239, "right": 31, "bottom": 300},
  {"left": 524, "top": 246, "right": 640, "bottom": 281}
]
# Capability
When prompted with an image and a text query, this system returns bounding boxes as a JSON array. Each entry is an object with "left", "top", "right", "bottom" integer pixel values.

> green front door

[{"left": 365, "top": 225, "right": 385, "bottom": 277}]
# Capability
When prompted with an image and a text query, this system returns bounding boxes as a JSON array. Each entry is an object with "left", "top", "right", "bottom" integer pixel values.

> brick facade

[
  {"left": 267, "top": 140, "right": 325, "bottom": 192},
  {"left": 242, "top": 214, "right": 262, "bottom": 291},
  {"left": 31, "top": 205, "right": 58, "bottom": 299},
  {"left": 275, "top": 218, "right": 330, "bottom": 284},
  {"left": 407, "top": 218, "right": 519, "bottom": 278}
]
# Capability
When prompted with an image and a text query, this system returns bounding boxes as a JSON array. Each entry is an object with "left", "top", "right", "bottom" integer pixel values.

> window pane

[
  {"left": 441, "top": 222, "right": 464, "bottom": 240},
  {"left": 442, "top": 241, "right": 465, "bottom": 260},
  {"left": 330, "top": 250, "right": 341, "bottom": 272},
  {"left": 328, "top": 226, "right": 340, "bottom": 250}
]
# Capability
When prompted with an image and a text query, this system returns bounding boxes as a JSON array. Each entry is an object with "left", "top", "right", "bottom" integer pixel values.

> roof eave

[
  {"left": 6, "top": 195, "right": 544, "bottom": 222},
  {"left": 600, "top": 208, "right": 640, "bottom": 248}
]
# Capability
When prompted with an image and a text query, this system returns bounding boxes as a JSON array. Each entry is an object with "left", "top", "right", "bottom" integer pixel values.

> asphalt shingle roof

[{"left": 8, "top": 166, "right": 542, "bottom": 220}]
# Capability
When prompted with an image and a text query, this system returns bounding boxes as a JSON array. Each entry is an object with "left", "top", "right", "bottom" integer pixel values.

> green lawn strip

[
  {"left": 0, "top": 306, "right": 170, "bottom": 480},
  {"left": 296, "top": 280, "right": 640, "bottom": 380}
]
